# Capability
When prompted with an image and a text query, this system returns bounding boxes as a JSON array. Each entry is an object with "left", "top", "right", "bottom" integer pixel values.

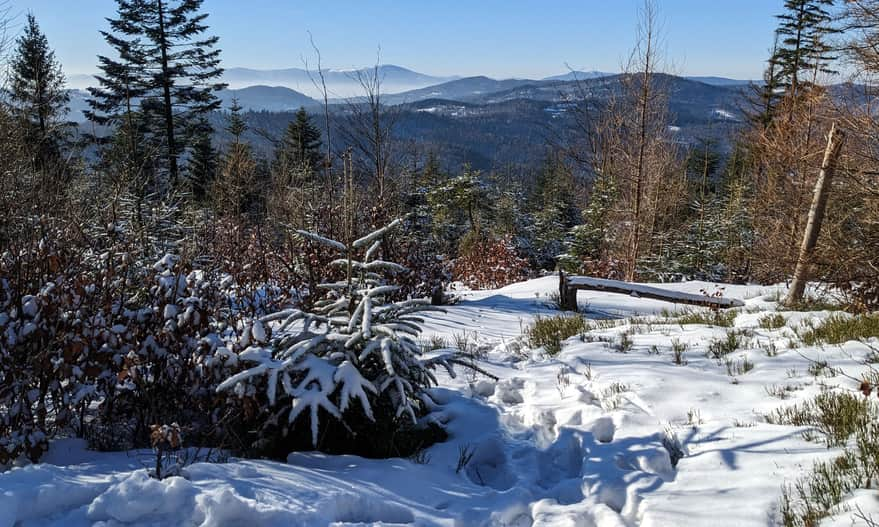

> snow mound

[{"left": 88, "top": 471, "right": 196, "bottom": 524}]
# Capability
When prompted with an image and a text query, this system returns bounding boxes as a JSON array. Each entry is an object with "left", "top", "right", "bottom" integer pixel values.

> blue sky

[{"left": 13, "top": 0, "right": 782, "bottom": 79}]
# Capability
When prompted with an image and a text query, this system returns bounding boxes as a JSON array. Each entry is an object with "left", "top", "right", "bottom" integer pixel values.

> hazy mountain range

[
  {"left": 65, "top": 64, "right": 754, "bottom": 120},
  {"left": 67, "top": 65, "right": 460, "bottom": 98}
]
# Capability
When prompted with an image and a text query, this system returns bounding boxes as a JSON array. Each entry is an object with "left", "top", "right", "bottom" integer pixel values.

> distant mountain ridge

[
  {"left": 216, "top": 85, "right": 317, "bottom": 112},
  {"left": 63, "top": 66, "right": 758, "bottom": 126},
  {"left": 381, "top": 76, "right": 540, "bottom": 105},
  {"left": 65, "top": 85, "right": 319, "bottom": 121},
  {"left": 66, "top": 64, "right": 754, "bottom": 96},
  {"left": 686, "top": 76, "right": 755, "bottom": 87},
  {"left": 220, "top": 65, "right": 457, "bottom": 97},
  {"left": 541, "top": 71, "right": 613, "bottom": 82},
  {"left": 543, "top": 70, "right": 754, "bottom": 86}
]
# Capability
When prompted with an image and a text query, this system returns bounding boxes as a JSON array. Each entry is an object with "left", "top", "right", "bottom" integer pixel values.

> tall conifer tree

[
  {"left": 214, "top": 99, "right": 259, "bottom": 217},
  {"left": 187, "top": 118, "right": 217, "bottom": 200},
  {"left": 275, "top": 107, "right": 322, "bottom": 174},
  {"left": 9, "top": 13, "right": 69, "bottom": 169},
  {"left": 87, "top": 0, "right": 226, "bottom": 190},
  {"left": 771, "top": 0, "right": 838, "bottom": 99}
]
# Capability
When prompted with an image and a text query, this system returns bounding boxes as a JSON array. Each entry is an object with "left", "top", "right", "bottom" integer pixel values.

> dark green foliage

[
  {"left": 426, "top": 165, "right": 492, "bottom": 254},
  {"left": 213, "top": 101, "right": 267, "bottom": 219},
  {"left": 275, "top": 107, "right": 323, "bottom": 176},
  {"left": 685, "top": 139, "right": 722, "bottom": 193},
  {"left": 96, "top": 110, "right": 158, "bottom": 193},
  {"left": 562, "top": 168, "right": 616, "bottom": 274},
  {"left": 528, "top": 156, "right": 580, "bottom": 269},
  {"left": 747, "top": 33, "right": 785, "bottom": 128},
  {"left": 9, "top": 13, "right": 69, "bottom": 170},
  {"left": 238, "top": 400, "right": 448, "bottom": 460},
  {"left": 639, "top": 145, "right": 754, "bottom": 282},
  {"left": 187, "top": 119, "right": 218, "bottom": 200},
  {"left": 87, "top": 0, "right": 226, "bottom": 188},
  {"left": 771, "top": 0, "right": 838, "bottom": 98},
  {"left": 225, "top": 98, "right": 248, "bottom": 140}
]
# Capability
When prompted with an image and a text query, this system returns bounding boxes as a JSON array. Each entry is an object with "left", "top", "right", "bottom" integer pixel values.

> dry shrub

[{"left": 452, "top": 235, "right": 529, "bottom": 289}]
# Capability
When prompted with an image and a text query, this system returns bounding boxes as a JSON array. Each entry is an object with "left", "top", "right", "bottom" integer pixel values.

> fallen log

[{"left": 558, "top": 272, "right": 745, "bottom": 311}]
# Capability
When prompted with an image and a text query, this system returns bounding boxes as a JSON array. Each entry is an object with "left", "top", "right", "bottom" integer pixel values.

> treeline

[{"left": 0, "top": 0, "right": 877, "bottom": 464}]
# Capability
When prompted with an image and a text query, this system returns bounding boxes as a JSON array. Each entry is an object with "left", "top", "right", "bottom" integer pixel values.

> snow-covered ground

[{"left": 2, "top": 276, "right": 875, "bottom": 527}]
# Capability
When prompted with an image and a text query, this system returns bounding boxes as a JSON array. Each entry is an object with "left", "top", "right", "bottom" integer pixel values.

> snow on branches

[{"left": 217, "top": 220, "right": 481, "bottom": 447}]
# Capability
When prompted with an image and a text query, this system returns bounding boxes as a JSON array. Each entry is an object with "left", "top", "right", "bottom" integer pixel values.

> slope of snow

[{"left": 1, "top": 276, "right": 873, "bottom": 526}]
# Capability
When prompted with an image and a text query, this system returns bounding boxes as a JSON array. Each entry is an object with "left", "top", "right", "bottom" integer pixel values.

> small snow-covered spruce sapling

[{"left": 217, "top": 219, "right": 492, "bottom": 448}]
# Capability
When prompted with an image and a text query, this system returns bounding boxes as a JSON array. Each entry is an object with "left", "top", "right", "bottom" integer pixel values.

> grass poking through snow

[
  {"left": 801, "top": 314, "right": 879, "bottom": 346},
  {"left": 676, "top": 309, "right": 737, "bottom": 327},
  {"left": 525, "top": 315, "right": 589, "bottom": 355},
  {"left": 759, "top": 313, "right": 787, "bottom": 330},
  {"left": 764, "top": 390, "right": 875, "bottom": 447},
  {"left": 707, "top": 329, "right": 751, "bottom": 359}
]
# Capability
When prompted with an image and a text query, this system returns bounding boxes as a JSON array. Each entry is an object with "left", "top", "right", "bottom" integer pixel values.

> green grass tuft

[
  {"left": 780, "top": 297, "right": 842, "bottom": 312},
  {"left": 707, "top": 329, "right": 751, "bottom": 359},
  {"left": 525, "top": 315, "right": 589, "bottom": 355},
  {"left": 801, "top": 313, "right": 879, "bottom": 346},
  {"left": 764, "top": 390, "right": 875, "bottom": 447},
  {"left": 759, "top": 313, "right": 787, "bottom": 330},
  {"left": 677, "top": 309, "right": 737, "bottom": 327},
  {"left": 780, "top": 421, "right": 879, "bottom": 527}
]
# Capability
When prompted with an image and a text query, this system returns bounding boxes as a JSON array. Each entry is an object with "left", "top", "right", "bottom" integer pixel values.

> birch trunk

[{"left": 784, "top": 122, "right": 845, "bottom": 305}]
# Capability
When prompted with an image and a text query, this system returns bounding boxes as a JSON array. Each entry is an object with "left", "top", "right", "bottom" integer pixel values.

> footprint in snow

[{"left": 494, "top": 378, "right": 525, "bottom": 405}]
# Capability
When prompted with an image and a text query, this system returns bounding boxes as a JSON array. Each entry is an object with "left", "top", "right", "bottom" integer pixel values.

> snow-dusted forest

[{"left": 1, "top": 0, "right": 878, "bottom": 526}]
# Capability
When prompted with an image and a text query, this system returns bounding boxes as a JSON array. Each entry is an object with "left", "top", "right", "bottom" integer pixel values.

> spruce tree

[
  {"left": 217, "top": 219, "right": 483, "bottom": 455},
  {"left": 562, "top": 170, "right": 617, "bottom": 274},
  {"left": 529, "top": 156, "right": 579, "bottom": 269},
  {"left": 98, "top": 110, "right": 156, "bottom": 194},
  {"left": 187, "top": 119, "right": 217, "bottom": 201},
  {"left": 225, "top": 99, "right": 247, "bottom": 142},
  {"left": 275, "top": 107, "right": 322, "bottom": 176},
  {"left": 213, "top": 100, "right": 259, "bottom": 218},
  {"left": 426, "top": 165, "right": 490, "bottom": 256},
  {"left": 9, "top": 13, "right": 69, "bottom": 170},
  {"left": 771, "top": 0, "right": 838, "bottom": 98},
  {"left": 87, "top": 0, "right": 226, "bottom": 190},
  {"left": 418, "top": 152, "right": 443, "bottom": 190}
]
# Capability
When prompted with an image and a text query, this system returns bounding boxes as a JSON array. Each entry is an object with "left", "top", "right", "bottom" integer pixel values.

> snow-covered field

[{"left": 2, "top": 276, "right": 875, "bottom": 527}]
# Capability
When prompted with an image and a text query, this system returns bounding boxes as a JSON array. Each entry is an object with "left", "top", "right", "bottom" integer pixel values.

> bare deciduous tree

[{"left": 338, "top": 51, "right": 401, "bottom": 222}]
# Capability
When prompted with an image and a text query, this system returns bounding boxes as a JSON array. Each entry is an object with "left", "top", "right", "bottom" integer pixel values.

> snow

[
  {"left": 565, "top": 275, "right": 745, "bottom": 307},
  {"left": 1, "top": 276, "right": 876, "bottom": 526},
  {"left": 21, "top": 296, "right": 38, "bottom": 318},
  {"left": 712, "top": 108, "right": 739, "bottom": 121}
]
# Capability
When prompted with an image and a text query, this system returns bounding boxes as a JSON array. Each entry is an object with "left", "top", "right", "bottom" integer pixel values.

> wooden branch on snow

[{"left": 558, "top": 272, "right": 744, "bottom": 311}]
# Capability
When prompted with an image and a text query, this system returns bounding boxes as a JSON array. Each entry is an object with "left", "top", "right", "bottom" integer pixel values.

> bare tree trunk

[
  {"left": 784, "top": 122, "right": 845, "bottom": 305},
  {"left": 625, "top": 0, "right": 657, "bottom": 282},
  {"left": 306, "top": 34, "right": 334, "bottom": 199}
]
